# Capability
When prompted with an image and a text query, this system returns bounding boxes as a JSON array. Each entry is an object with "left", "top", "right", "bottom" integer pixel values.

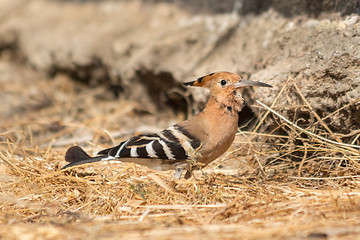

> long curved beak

[{"left": 234, "top": 79, "right": 272, "bottom": 88}]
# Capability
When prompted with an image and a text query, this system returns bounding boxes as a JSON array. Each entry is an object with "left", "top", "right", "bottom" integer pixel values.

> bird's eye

[{"left": 220, "top": 80, "right": 227, "bottom": 86}]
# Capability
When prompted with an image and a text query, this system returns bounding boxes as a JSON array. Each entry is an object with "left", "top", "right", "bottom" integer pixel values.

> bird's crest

[
  {"left": 183, "top": 71, "right": 272, "bottom": 89},
  {"left": 183, "top": 72, "right": 220, "bottom": 87}
]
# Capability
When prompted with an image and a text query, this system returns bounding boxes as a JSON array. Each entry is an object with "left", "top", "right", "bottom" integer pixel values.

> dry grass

[{"left": 1, "top": 73, "right": 360, "bottom": 239}]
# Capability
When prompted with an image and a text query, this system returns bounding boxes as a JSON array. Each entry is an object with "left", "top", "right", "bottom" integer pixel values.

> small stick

[
  {"left": 254, "top": 77, "right": 292, "bottom": 132},
  {"left": 290, "top": 175, "right": 360, "bottom": 180},
  {"left": 297, "top": 142, "right": 308, "bottom": 177},
  {"left": 335, "top": 129, "right": 360, "bottom": 138},
  {"left": 254, "top": 154, "right": 266, "bottom": 178},
  {"left": 256, "top": 100, "right": 360, "bottom": 149},
  {"left": 317, "top": 97, "right": 360, "bottom": 123},
  {"left": 292, "top": 80, "right": 342, "bottom": 143},
  {"left": 239, "top": 131, "right": 290, "bottom": 139},
  {"left": 352, "top": 133, "right": 360, "bottom": 145},
  {"left": 147, "top": 173, "right": 184, "bottom": 196},
  {"left": 136, "top": 204, "right": 226, "bottom": 210}
]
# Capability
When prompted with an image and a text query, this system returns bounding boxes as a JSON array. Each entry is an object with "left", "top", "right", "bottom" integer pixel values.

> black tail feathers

[
  {"left": 63, "top": 146, "right": 106, "bottom": 169},
  {"left": 65, "top": 146, "right": 91, "bottom": 163}
]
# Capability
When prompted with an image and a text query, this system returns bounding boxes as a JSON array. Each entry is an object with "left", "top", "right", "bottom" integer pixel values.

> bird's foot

[{"left": 174, "top": 167, "right": 184, "bottom": 180}]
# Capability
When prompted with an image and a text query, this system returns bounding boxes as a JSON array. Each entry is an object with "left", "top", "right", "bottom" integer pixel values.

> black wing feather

[{"left": 95, "top": 130, "right": 199, "bottom": 160}]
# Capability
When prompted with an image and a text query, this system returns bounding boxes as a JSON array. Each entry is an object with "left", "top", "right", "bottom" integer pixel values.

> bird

[{"left": 63, "top": 71, "right": 272, "bottom": 179}]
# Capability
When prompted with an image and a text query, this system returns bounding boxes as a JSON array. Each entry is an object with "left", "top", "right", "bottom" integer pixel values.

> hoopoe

[{"left": 63, "top": 72, "right": 272, "bottom": 179}]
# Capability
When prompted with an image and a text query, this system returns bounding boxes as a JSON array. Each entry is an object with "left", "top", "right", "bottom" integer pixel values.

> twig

[
  {"left": 290, "top": 175, "right": 360, "bottom": 180},
  {"left": 147, "top": 173, "right": 184, "bottom": 196},
  {"left": 335, "top": 129, "right": 360, "bottom": 138},
  {"left": 254, "top": 154, "right": 266, "bottom": 178},
  {"left": 239, "top": 131, "right": 290, "bottom": 139},
  {"left": 256, "top": 100, "right": 360, "bottom": 149},
  {"left": 136, "top": 204, "right": 226, "bottom": 210},
  {"left": 352, "top": 133, "right": 360, "bottom": 145},
  {"left": 253, "top": 77, "right": 292, "bottom": 132},
  {"left": 318, "top": 97, "right": 360, "bottom": 123},
  {"left": 297, "top": 143, "right": 308, "bottom": 177},
  {"left": 292, "top": 80, "right": 342, "bottom": 143}
]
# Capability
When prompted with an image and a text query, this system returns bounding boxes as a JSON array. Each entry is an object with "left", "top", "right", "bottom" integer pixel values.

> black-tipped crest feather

[{"left": 183, "top": 80, "right": 195, "bottom": 86}]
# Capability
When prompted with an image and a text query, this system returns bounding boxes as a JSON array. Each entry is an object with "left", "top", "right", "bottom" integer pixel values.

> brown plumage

[{"left": 64, "top": 71, "right": 272, "bottom": 179}]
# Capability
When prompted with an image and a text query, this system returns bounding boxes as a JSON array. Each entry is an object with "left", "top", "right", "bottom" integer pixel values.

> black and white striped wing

[{"left": 98, "top": 125, "right": 201, "bottom": 161}]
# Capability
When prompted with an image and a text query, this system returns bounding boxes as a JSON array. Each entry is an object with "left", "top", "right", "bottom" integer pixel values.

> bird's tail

[{"left": 62, "top": 146, "right": 107, "bottom": 169}]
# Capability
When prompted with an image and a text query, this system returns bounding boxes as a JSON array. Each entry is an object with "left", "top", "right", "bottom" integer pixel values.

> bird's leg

[
  {"left": 174, "top": 167, "right": 184, "bottom": 180},
  {"left": 173, "top": 162, "right": 191, "bottom": 180}
]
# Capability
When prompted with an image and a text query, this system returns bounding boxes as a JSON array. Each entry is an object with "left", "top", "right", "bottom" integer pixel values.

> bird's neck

[{"left": 205, "top": 94, "right": 244, "bottom": 115}]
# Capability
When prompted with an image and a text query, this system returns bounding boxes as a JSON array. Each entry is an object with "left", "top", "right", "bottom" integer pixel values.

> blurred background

[{"left": 1, "top": 0, "right": 359, "bottom": 135}]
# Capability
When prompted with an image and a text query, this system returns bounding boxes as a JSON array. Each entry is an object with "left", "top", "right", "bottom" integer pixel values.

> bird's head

[
  {"left": 184, "top": 71, "right": 272, "bottom": 91},
  {"left": 184, "top": 72, "right": 272, "bottom": 110}
]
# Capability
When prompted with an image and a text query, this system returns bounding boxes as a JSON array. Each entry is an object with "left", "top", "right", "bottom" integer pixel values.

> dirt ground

[{"left": 1, "top": 0, "right": 360, "bottom": 239}]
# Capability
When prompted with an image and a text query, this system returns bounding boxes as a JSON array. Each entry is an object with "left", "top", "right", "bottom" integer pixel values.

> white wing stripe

[
  {"left": 146, "top": 141, "right": 158, "bottom": 158},
  {"left": 167, "top": 127, "right": 193, "bottom": 152},
  {"left": 158, "top": 140, "right": 175, "bottom": 160},
  {"left": 100, "top": 156, "right": 116, "bottom": 161},
  {"left": 130, "top": 147, "right": 139, "bottom": 157},
  {"left": 158, "top": 132, "right": 170, "bottom": 142},
  {"left": 115, "top": 139, "right": 130, "bottom": 158}
]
